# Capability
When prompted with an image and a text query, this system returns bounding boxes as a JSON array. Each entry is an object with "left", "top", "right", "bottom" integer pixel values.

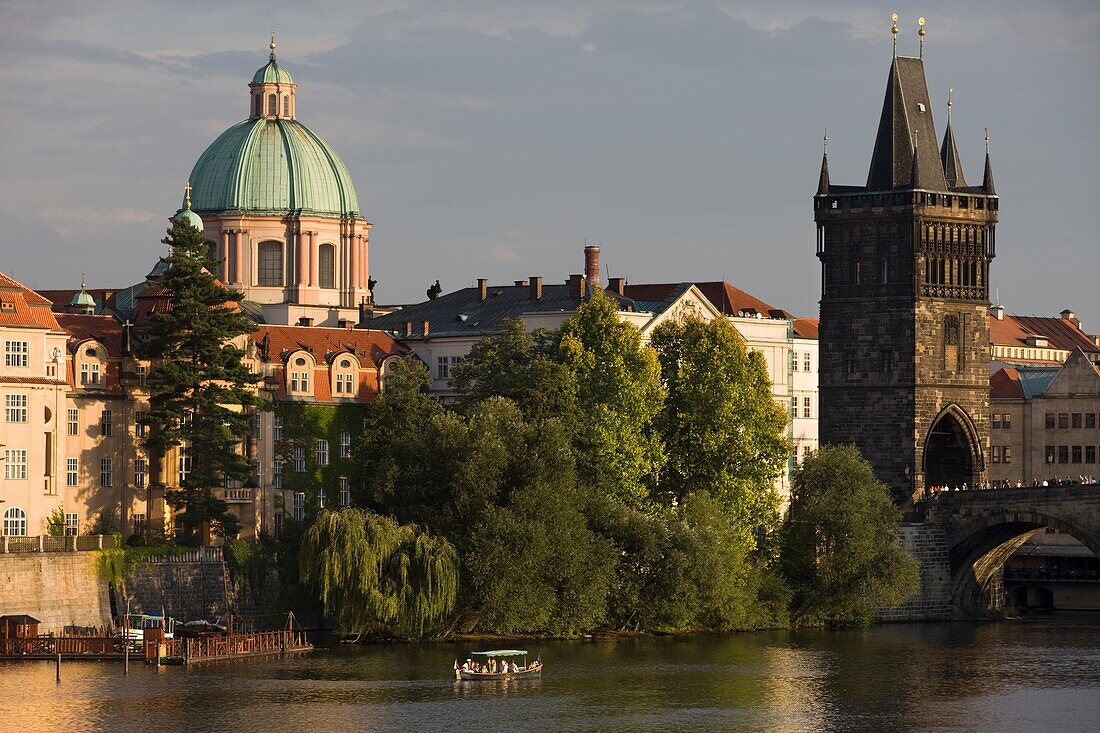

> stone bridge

[{"left": 922, "top": 484, "right": 1100, "bottom": 616}]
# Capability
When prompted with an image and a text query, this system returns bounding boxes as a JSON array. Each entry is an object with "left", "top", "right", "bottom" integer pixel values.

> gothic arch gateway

[{"left": 923, "top": 404, "right": 983, "bottom": 489}]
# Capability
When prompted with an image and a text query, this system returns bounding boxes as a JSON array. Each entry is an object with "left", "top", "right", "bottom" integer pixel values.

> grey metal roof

[{"left": 366, "top": 282, "right": 640, "bottom": 339}]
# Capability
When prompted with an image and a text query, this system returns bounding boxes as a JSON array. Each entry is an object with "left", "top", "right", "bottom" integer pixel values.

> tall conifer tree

[{"left": 139, "top": 219, "right": 262, "bottom": 542}]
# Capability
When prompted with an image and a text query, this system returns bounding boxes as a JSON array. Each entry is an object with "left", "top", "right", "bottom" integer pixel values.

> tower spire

[
  {"left": 940, "top": 89, "right": 967, "bottom": 188},
  {"left": 983, "top": 128, "right": 996, "bottom": 195},
  {"left": 817, "top": 130, "right": 830, "bottom": 195}
]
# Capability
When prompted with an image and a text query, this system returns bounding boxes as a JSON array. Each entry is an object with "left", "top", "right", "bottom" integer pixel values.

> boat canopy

[{"left": 471, "top": 649, "right": 528, "bottom": 657}]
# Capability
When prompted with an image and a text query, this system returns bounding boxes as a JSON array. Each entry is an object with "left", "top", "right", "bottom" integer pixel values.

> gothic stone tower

[{"left": 814, "top": 53, "right": 999, "bottom": 504}]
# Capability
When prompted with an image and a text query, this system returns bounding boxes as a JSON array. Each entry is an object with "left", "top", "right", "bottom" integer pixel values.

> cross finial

[
  {"left": 947, "top": 87, "right": 954, "bottom": 121},
  {"left": 183, "top": 180, "right": 192, "bottom": 209},
  {"left": 891, "top": 13, "right": 899, "bottom": 56},
  {"left": 918, "top": 17, "right": 925, "bottom": 58},
  {"left": 269, "top": 29, "right": 277, "bottom": 61}
]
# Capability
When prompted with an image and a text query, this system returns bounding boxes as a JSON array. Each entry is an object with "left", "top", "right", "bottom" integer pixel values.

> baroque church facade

[{"left": 815, "top": 47, "right": 999, "bottom": 504}]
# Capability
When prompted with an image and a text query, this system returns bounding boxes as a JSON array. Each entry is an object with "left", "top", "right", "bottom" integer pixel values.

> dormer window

[
  {"left": 289, "top": 354, "right": 313, "bottom": 394},
  {"left": 332, "top": 356, "right": 358, "bottom": 396}
]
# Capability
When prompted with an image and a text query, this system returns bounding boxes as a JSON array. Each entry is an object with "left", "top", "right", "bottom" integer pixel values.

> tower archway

[{"left": 924, "top": 405, "right": 981, "bottom": 489}]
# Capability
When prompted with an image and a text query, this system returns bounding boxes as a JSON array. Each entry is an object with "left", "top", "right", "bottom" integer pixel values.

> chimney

[
  {"left": 357, "top": 299, "right": 372, "bottom": 327},
  {"left": 422, "top": 320, "right": 430, "bottom": 336},
  {"left": 584, "top": 245, "right": 600, "bottom": 288},
  {"left": 991, "top": 305, "right": 1005, "bottom": 321},
  {"left": 338, "top": 318, "right": 354, "bottom": 331},
  {"left": 403, "top": 321, "right": 413, "bottom": 337},
  {"left": 529, "top": 276, "right": 542, "bottom": 300},
  {"left": 513, "top": 279, "right": 528, "bottom": 287},
  {"left": 477, "top": 278, "right": 488, "bottom": 301},
  {"left": 607, "top": 277, "right": 625, "bottom": 296},
  {"left": 568, "top": 274, "right": 587, "bottom": 299},
  {"left": 1060, "top": 309, "right": 1081, "bottom": 329},
  {"left": 298, "top": 317, "right": 314, "bottom": 327}
]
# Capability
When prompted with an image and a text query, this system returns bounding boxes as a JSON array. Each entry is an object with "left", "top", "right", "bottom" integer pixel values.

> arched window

[
  {"left": 319, "top": 244, "right": 336, "bottom": 289},
  {"left": 257, "top": 241, "right": 284, "bottom": 286},
  {"left": 205, "top": 241, "right": 219, "bottom": 266},
  {"left": 3, "top": 507, "right": 27, "bottom": 537},
  {"left": 254, "top": 94, "right": 262, "bottom": 117},
  {"left": 267, "top": 93, "right": 277, "bottom": 116},
  {"left": 283, "top": 96, "right": 290, "bottom": 117}
]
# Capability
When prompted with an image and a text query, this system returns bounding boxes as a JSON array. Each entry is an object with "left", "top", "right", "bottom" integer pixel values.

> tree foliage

[
  {"left": 556, "top": 292, "right": 665, "bottom": 508},
  {"left": 138, "top": 220, "right": 262, "bottom": 542},
  {"left": 299, "top": 508, "right": 458, "bottom": 638},
  {"left": 780, "top": 445, "right": 920, "bottom": 627},
  {"left": 451, "top": 318, "right": 578, "bottom": 422},
  {"left": 651, "top": 316, "right": 789, "bottom": 527}
]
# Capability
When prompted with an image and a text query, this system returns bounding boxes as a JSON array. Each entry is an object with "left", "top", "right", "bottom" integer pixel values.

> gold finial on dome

[
  {"left": 269, "top": 29, "right": 277, "bottom": 61},
  {"left": 891, "top": 13, "right": 899, "bottom": 56},
  {"left": 183, "top": 180, "right": 193, "bottom": 209},
  {"left": 918, "top": 17, "right": 926, "bottom": 58}
]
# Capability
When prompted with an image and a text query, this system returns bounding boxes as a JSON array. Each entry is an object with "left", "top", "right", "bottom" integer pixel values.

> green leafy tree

[
  {"left": 556, "top": 292, "right": 665, "bottom": 508},
  {"left": 299, "top": 508, "right": 458, "bottom": 639},
  {"left": 651, "top": 316, "right": 789, "bottom": 527},
  {"left": 139, "top": 219, "right": 263, "bottom": 542},
  {"left": 451, "top": 318, "right": 578, "bottom": 422},
  {"left": 780, "top": 445, "right": 920, "bottom": 627}
]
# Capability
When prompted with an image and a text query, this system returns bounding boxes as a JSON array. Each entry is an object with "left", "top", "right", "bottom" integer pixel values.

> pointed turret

[
  {"left": 940, "top": 96, "right": 967, "bottom": 188},
  {"left": 866, "top": 57, "right": 948, "bottom": 191},
  {"left": 817, "top": 133, "right": 830, "bottom": 195},
  {"left": 982, "top": 130, "right": 996, "bottom": 195}
]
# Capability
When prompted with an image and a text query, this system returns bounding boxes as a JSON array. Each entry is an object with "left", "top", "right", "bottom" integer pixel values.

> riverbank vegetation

[{"left": 290, "top": 293, "right": 918, "bottom": 638}]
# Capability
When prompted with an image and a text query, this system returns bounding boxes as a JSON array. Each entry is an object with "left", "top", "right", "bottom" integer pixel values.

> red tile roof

[
  {"left": 990, "top": 367, "right": 1024, "bottom": 399},
  {"left": 989, "top": 313, "right": 1100, "bottom": 354},
  {"left": 0, "top": 272, "right": 61, "bottom": 330},
  {"left": 792, "top": 318, "right": 819, "bottom": 339},
  {"left": 255, "top": 325, "right": 403, "bottom": 367},
  {"left": 622, "top": 281, "right": 785, "bottom": 319},
  {"left": 55, "top": 314, "right": 125, "bottom": 354}
]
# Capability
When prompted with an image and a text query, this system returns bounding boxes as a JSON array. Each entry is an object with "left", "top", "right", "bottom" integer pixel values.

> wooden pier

[
  {"left": 156, "top": 628, "right": 312, "bottom": 665},
  {"left": 0, "top": 634, "right": 135, "bottom": 661}
]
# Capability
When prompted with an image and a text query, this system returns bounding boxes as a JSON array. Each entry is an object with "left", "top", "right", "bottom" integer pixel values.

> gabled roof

[
  {"left": 367, "top": 283, "right": 636, "bottom": 339},
  {"left": 990, "top": 367, "right": 1024, "bottom": 399},
  {"left": 253, "top": 325, "right": 403, "bottom": 367},
  {"left": 866, "top": 57, "right": 948, "bottom": 192},
  {"left": 989, "top": 313, "right": 1100, "bottom": 355},
  {"left": 0, "top": 272, "right": 61, "bottom": 330},
  {"left": 55, "top": 314, "right": 126, "bottom": 355}
]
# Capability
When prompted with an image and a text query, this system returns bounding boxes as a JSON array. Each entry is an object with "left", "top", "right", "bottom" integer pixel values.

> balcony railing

[
  {"left": 0, "top": 534, "right": 117, "bottom": 553},
  {"left": 224, "top": 488, "right": 254, "bottom": 503}
]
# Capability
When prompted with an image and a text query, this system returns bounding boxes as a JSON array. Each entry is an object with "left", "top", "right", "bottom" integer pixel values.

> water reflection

[{"left": 1, "top": 618, "right": 1099, "bottom": 732}]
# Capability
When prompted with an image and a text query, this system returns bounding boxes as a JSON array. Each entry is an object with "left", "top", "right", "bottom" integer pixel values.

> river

[{"left": 2, "top": 616, "right": 1099, "bottom": 732}]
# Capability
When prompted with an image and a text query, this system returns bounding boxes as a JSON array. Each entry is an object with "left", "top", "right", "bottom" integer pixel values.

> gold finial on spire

[
  {"left": 947, "top": 87, "right": 954, "bottom": 121},
  {"left": 913, "top": 128, "right": 919, "bottom": 151},
  {"left": 985, "top": 127, "right": 990, "bottom": 154},
  {"left": 918, "top": 17, "right": 926, "bottom": 58},
  {"left": 183, "top": 180, "right": 193, "bottom": 209},
  {"left": 269, "top": 29, "right": 277, "bottom": 61},
  {"left": 823, "top": 129, "right": 828, "bottom": 152},
  {"left": 80, "top": 273, "right": 87, "bottom": 290},
  {"left": 891, "top": 13, "right": 899, "bottom": 56}
]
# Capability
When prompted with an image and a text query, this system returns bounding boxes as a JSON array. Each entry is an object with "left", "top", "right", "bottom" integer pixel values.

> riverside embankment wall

[
  {"left": 876, "top": 523, "right": 954, "bottom": 621},
  {"left": 0, "top": 552, "right": 112, "bottom": 632},
  {"left": 120, "top": 557, "right": 229, "bottom": 621}
]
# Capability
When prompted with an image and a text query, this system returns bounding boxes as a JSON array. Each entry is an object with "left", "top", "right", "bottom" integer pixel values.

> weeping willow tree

[{"left": 299, "top": 508, "right": 458, "bottom": 639}]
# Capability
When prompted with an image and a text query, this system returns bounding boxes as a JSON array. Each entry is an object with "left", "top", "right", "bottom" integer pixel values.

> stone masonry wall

[
  {"left": 120, "top": 560, "right": 229, "bottom": 622},
  {"left": 0, "top": 552, "right": 112, "bottom": 633},
  {"left": 876, "top": 523, "right": 954, "bottom": 621}
]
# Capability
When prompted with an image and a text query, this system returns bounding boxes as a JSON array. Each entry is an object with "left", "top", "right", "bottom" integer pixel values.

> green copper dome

[
  {"left": 252, "top": 60, "right": 294, "bottom": 85},
  {"left": 187, "top": 118, "right": 360, "bottom": 218}
]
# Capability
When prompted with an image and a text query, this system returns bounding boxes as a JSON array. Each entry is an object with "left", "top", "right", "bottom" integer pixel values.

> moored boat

[{"left": 455, "top": 649, "right": 542, "bottom": 680}]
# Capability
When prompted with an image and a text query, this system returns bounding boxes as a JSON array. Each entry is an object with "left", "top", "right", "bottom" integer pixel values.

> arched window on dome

[
  {"left": 319, "top": 244, "right": 336, "bottom": 289},
  {"left": 258, "top": 241, "right": 284, "bottom": 287},
  {"left": 267, "top": 94, "right": 277, "bottom": 117},
  {"left": 283, "top": 96, "right": 290, "bottom": 117},
  {"left": 254, "top": 94, "right": 262, "bottom": 117}
]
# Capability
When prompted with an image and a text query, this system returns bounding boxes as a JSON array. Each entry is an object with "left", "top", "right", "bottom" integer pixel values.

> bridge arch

[
  {"left": 945, "top": 508, "right": 1100, "bottom": 615},
  {"left": 922, "top": 404, "right": 983, "bottom": 489}
]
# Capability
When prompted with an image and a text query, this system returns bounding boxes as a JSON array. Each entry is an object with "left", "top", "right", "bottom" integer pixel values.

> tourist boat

[{"left": 455, "top": 649, "right": 542, "bottom": 680}]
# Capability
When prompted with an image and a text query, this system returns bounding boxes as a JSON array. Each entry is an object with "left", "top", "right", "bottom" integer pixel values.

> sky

[{"left": 0, "top": 0, "right": 1097, "bottom": 321}]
